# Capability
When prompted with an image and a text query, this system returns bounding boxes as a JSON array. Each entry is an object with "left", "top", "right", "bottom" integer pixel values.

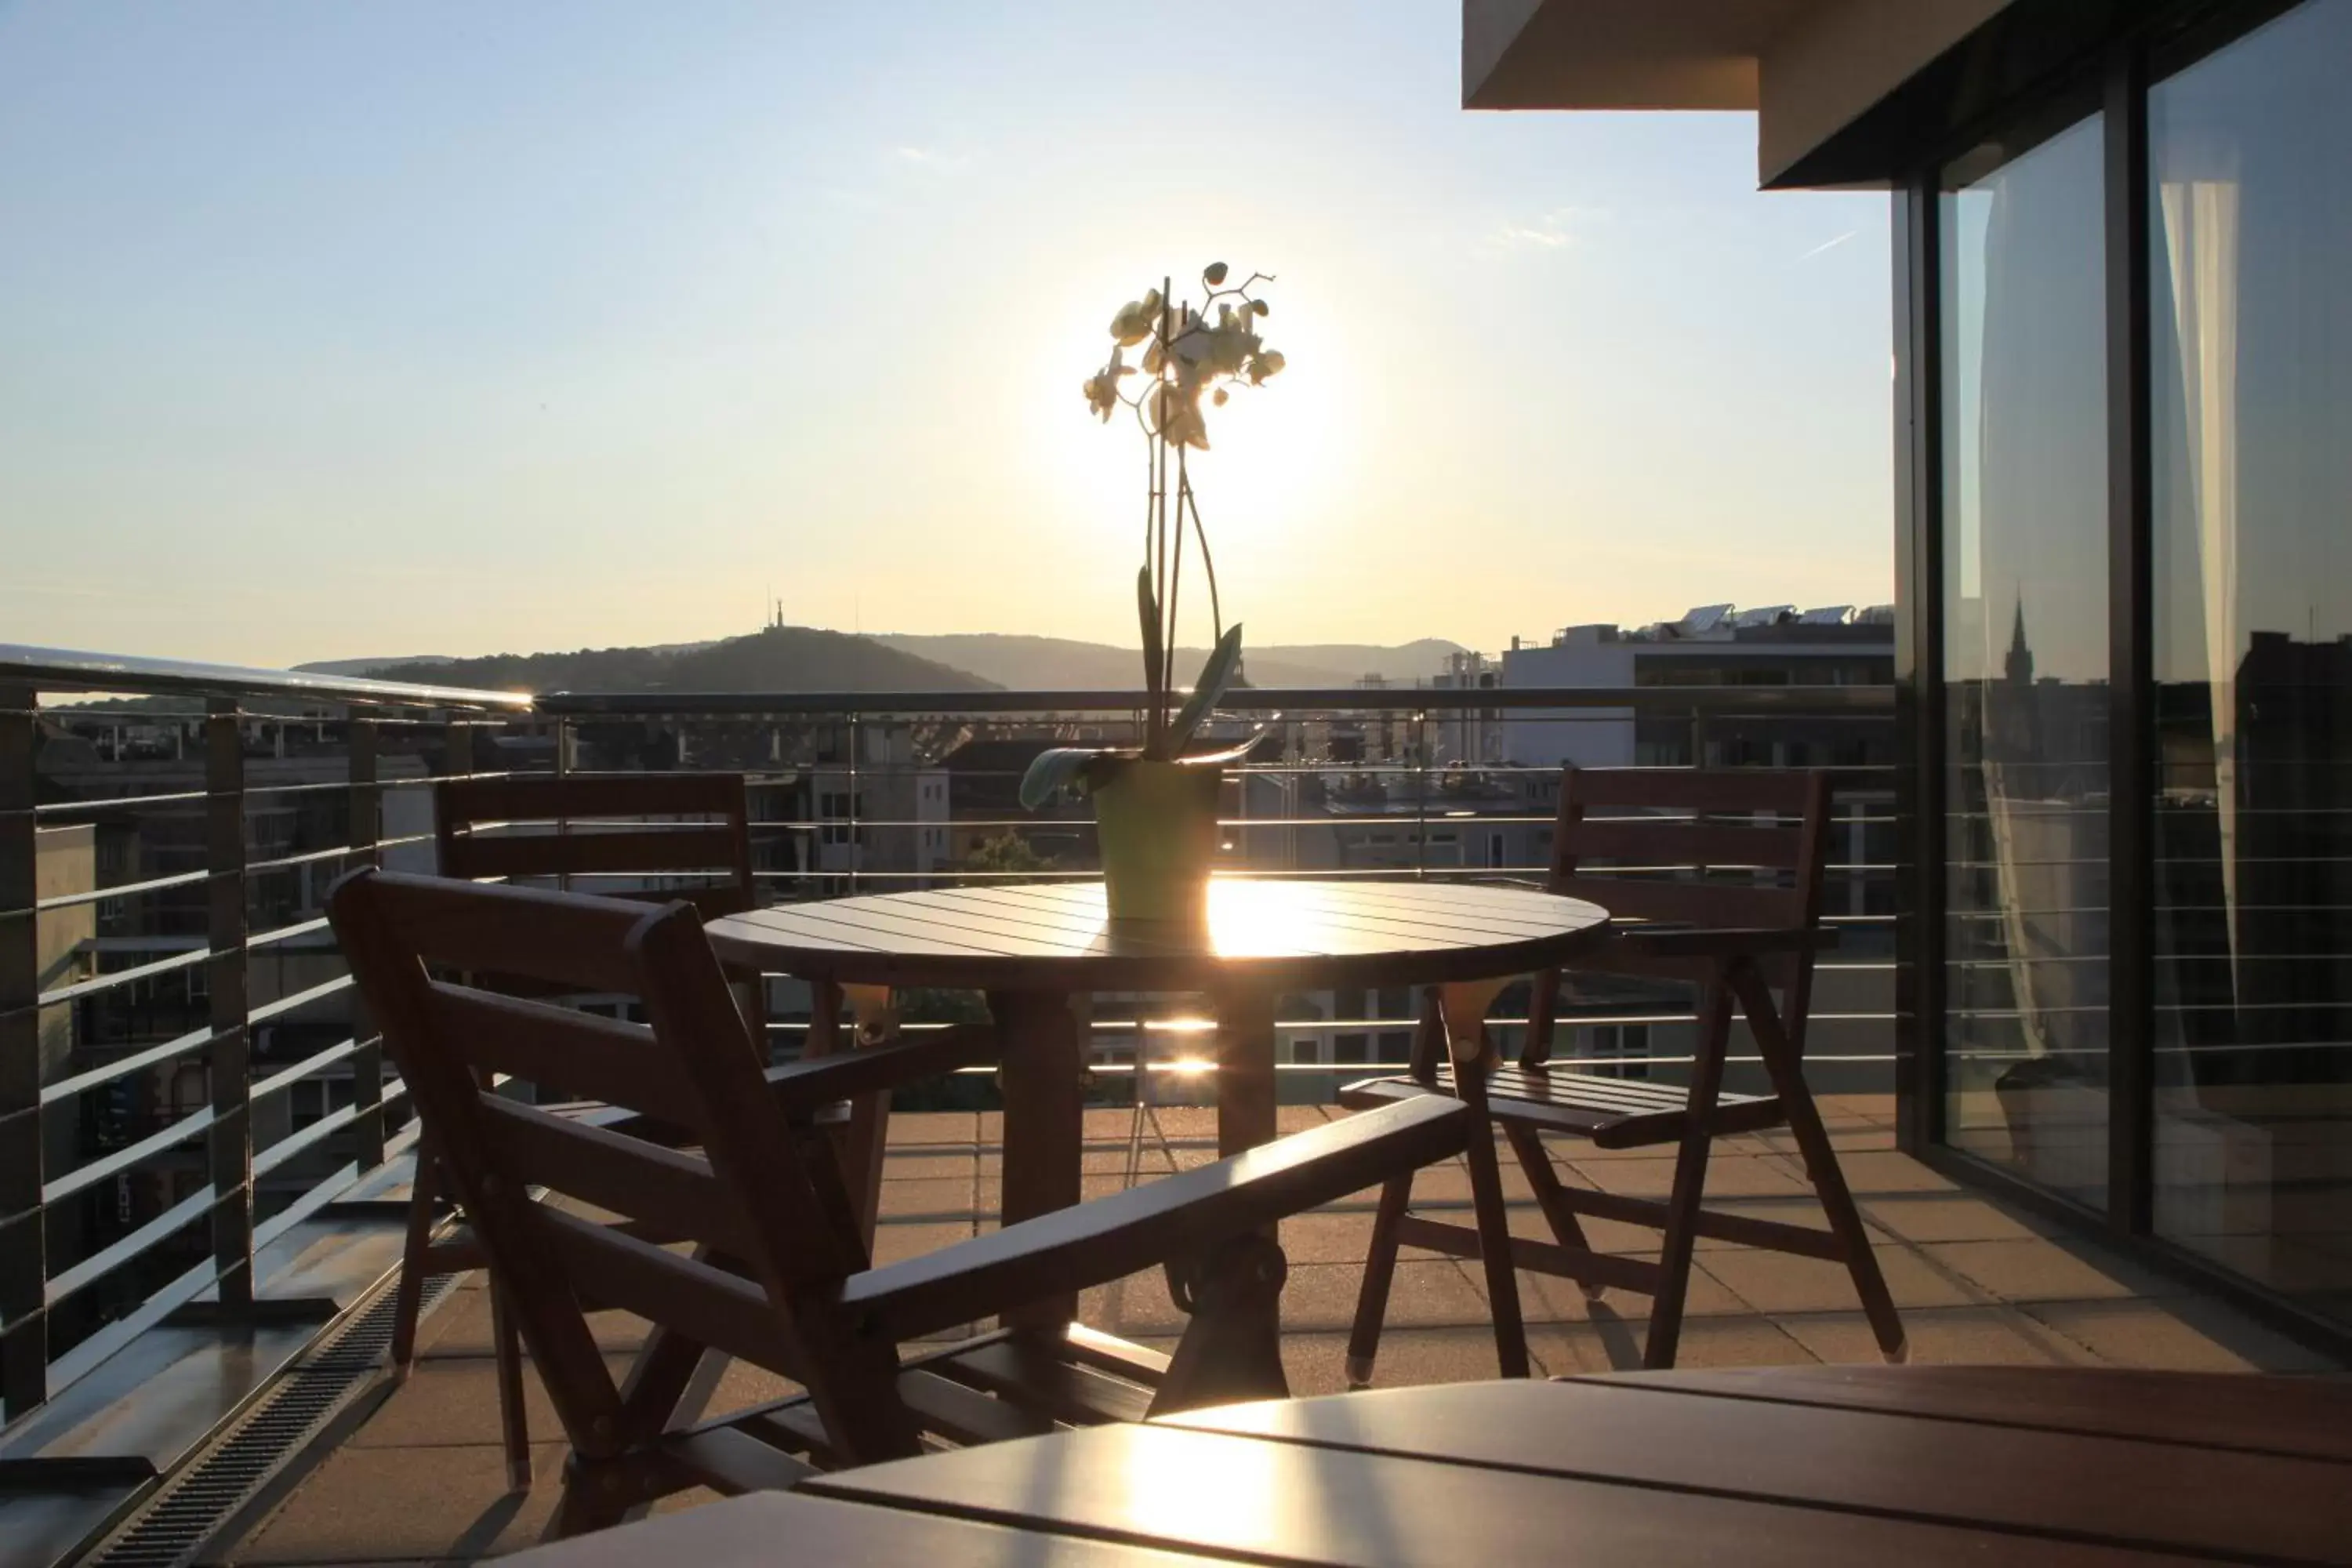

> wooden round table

[
  {"left": 511, "top": 1367, "right": 2352, "bottom": 1566},
  {"left": 706, "top": 879, "right": 1610, "bottom": 1330}
]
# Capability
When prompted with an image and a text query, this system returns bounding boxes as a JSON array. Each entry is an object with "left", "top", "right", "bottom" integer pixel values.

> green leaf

[
  {"left": 1019, "top": 747, "right": 1107, "bottom": 811},
  {"left": 1166, "top": 622, "right": 1243, "bottom": 753}
]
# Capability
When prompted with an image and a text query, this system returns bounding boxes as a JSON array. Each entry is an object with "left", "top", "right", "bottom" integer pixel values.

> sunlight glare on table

[{"left": 1106, "top": 1425, "right": 1283, "bottom": 1555}]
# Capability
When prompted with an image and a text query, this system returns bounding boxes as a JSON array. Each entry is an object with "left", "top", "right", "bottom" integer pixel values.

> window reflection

[
  {"left": 1940, "top": 114, "right": 2112, "bottom": 1209},
  {"left": 2149, "top": 0, "right": 2352, "bottom": 1323}
]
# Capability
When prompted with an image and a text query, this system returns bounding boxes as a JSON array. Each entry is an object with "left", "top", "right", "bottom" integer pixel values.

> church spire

[{"left": 2005, "top": 592, "right": 2034, "bottom": 686}]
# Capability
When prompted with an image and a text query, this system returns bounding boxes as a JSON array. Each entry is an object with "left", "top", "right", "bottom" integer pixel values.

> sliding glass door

[
  {"left": 1939, "top": 114, "right": 2113, "bottom": 1210},
  {"left": 2147, "top": 0, "right": 2352, "bottom": 1329}
]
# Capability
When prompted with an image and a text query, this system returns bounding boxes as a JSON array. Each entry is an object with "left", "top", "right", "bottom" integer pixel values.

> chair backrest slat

[
  {"left": 441, "top": 772, "right": 747, "bottom": 822},
  {"left": 436, "top": 772, "right": 755, "bottom": 905},
  {"left": 425, "top": 984, "right": 702, "bottom": 1125},
  {"left": 448, "top": 826, "right": 745, "bottom": 883},
  {"left": 1549, "top": 767, "right": 1833, "bottom": 999},
  {"left": 1567, "top": 817, "right": 1805, "bottom": 872},
  {"left": 535, "top": 1206, "right": 804, "bottom": 1374},
  {"left": 477, "top": 1098, "right": 761, "bottom": 1259},
  {"left": 360, "top": 871, "right": 652, "bottom": 991},
  {"left": 1552, "top": 873, "right": 1800, "bottom": 931},
  {"left": 1563, "top": 767, "right": 1816, "bottom": 815}
]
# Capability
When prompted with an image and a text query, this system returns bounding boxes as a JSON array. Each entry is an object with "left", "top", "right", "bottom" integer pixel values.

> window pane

[
  {"left": 2150, "top": 0, "right": 2352, "bottom": 1325},
  {"left": 1940, "top": 114, "right": 2112, "bottom": 1210}
]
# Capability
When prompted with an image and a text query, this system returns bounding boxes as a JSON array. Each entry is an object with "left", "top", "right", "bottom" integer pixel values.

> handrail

[
  {"left": 535, "top": 683, "right": 1893, "bottom": 716},
  {"left": 0, "top": 644, "right": 533, "bottom": 710}
]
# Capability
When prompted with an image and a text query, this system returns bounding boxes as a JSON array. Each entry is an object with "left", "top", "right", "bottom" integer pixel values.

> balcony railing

[{"left": 0, "top": 641, "right": 1893, "bottom": 1439}]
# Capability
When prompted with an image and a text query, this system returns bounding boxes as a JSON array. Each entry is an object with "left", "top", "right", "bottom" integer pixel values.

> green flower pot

[{"left": 1092, "top": 757, "right": 1223, "bottom": 926}]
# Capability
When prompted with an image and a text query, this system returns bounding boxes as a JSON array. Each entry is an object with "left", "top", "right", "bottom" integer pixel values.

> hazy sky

[{"left": 0, "top": 2, "right": 1895, "bottom": 668}]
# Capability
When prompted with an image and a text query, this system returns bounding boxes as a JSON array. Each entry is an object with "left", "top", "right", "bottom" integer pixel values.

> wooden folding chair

[
  {"left": 1341, "top": 767, "right": 1906, "bottom": 1376},
  {"left": 330, "top": 868, "right": 1515, "bottom": 1536},
  {"left": 388, "top": 772, "right": 768, "bottom": 1488}
]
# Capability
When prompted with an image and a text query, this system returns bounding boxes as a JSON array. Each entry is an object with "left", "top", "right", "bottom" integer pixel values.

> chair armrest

[
  {"left": 762, "top": 1022, "right": 1003, "bottom": 1115},
  {"left": 842, "top": 1095, "right": 1473, "bottom": 1343}
]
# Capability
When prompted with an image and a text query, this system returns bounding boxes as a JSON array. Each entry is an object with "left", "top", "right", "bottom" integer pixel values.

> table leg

[
  {"left": 989, "top": 988, "right": 1083, "bottom": 1330},
  {"left": 1200, "top": 982, "right": 1283, "bottom": 1371},
  {"left": 1214, "top": 982, "right": 1279, "bottom": 1159}
]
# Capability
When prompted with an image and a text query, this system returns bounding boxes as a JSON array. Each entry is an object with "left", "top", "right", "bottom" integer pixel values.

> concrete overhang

[{"left": 1464, "top": 0, "right": 2013, "bottom": 187}]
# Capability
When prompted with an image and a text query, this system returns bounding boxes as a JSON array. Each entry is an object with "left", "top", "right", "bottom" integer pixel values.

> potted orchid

[{"left": 1019, "top": 261, "right": 1286, "bottom": 924}]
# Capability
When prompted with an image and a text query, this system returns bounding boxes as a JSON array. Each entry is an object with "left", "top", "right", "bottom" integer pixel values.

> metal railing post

[
  {"left": 347, "top": 710, "right": 383, "bottom": 1171},
  {"left": 205, "top": 698, "right": 253, "bottom": 1308},
  {"left": 847, "top": 710, "right": 862, "bottom": 897},
  {"left": 0, "top": 684, "right": 46, "bottom": 1419},
  {"left": 1413, "top": 708, "right": 1429, "bottom": 880}
]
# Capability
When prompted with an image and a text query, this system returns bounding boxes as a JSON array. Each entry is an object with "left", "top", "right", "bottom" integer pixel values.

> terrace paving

[{"left": 211, "top": 1095, "right": 2341, "bottom": 1566}]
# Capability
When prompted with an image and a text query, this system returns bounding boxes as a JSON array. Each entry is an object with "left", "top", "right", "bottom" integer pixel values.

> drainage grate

[{"left": 83, "top": 1275, "right": 463, "bottom": 1568}]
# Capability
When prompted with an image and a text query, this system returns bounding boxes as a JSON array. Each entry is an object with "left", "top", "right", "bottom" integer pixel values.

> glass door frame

[{"left": 1892, "top": 0, "right": 2342, "bottom": 1354}]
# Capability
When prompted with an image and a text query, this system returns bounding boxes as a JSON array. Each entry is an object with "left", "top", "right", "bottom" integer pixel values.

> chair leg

[
  {"left": 1730, "top": 961, "right": 1907, "bottom": 1363},
  {"left": 1504, "top": 1122, "right": 1606, "bottom": 1301},
  {"left": 1345, "top": 1171, "right": 1414, "bottom": 1389},
  {"left": 1644, "top": 973, "right": 1733, "bottom": 1371},
  {"left": 389, "top": 1147, "right": 440, "bottom": 1377},
  {"left": 1461, "top": 1112, "right": 1531, "bottom": 1379},
  {"left": 546, "top": 1457, "right": 636, "bottom": 1541},
  {"left": 490, "top": 1279, "right": 533, "bottom": 1492}
]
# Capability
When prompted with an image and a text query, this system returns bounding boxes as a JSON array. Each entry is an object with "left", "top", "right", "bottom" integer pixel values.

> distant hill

[
  {"left": 293, "top": 655, "right": 459, "bottom": 677},
  {"left": 872, "top": 634, "right": 1469, "bottom": 690},
  {"left": 365, "top": 626, "right": 997, "bottom": 695}
]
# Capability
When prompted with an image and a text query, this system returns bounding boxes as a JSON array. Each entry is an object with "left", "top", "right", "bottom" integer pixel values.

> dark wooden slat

[
  {"left": 364, "top": 873, "right": 657, "bottom": 991},
  {"left": 1546, "top": 1183, "right": 1848, "bottom": 1260},
  {"left": 895, "top": 1368, "right": 1059, "bottom": 1446},
  {"left": 1570, "top": 817, "right": 1805, "bottom": 870},
  {"left": 1566, "top": 768, "right": 1817, "bottom": 813},
  {"left": 536, "top": 1207, "right": 800, "bottom": 1376},
  {"left": 1391, "top": 1213, "right": 1665, "bottom": 1294},
  {"left": 1582, "top": 1366, "right": 2352, "bottom": 1465},
  {"left": 734, "top": 903, "right": 1036, "bottom": 957},
  {"left": 735, "top": 1401, "right": 834, "bottom": 1461},
  {"left": 1591, "top": 1095, "right": 1788, "bottom": 1149},
  {"left": 476, "top": 1098, "right": 757, "bottom": 1258},
  {"left": 453, "top": 826, "right": 742, "bottom": 880},
  {"left": 499, "top": 1490, "right": 1221, "bottom": 1568},
  {"left": 1059, "top": 1321, "right": 1174, "bottom": 1382},
  {"left": 846, "top": 1096, "right": 1472, "bottom": 1341},
  {"left": 1559, "top": 875, "right": 1797, "bottom": 928},
  {"left": 1161, "top": 1380, "right": 2352, "bottom": 1563},
  {"left": 440, "top": 771, "right": 745, "bottom": 826},
  {"left": 931, "top": 1340, "right": 1155, "bottom": 1427},
  {"left": 761, "top": 1022, "right": 1004, "bottom": 1113},
  {"left": 1339, "top": 1069, "right": 1784, "bottom": 1148},
  {"left": 648, "top": 1425, "right": 815, "bottom": 1494},
  {"left": 802, "top": 1420, "right": 2205, "bottom": 1567},
  {"left": 424, "top": 983, "right": 703, "bottom": 1124}
]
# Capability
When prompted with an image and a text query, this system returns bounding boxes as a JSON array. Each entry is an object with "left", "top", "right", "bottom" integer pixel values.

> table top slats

[
  {"left": 723, "top": 904, "right": 1025, "bottom": 958},
  {"left": 798, "top": 1420, "right": 2212, "bottom": 1568},
  {"left": 902, "top": 882, "right": 1552, "bottom": 951},
  {"left": 1570, "top": 1365, "right": 2352, "bottom": 1465},
  {"left": 707, "top": 880, "right": 1610, "bottom": 992},
  {"left": 503, "top": 1489, "right": 1214, "bottom": 1568},
  {"left": 1160, "top": 1380, "right": 2352, "bottom": 1564}
]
